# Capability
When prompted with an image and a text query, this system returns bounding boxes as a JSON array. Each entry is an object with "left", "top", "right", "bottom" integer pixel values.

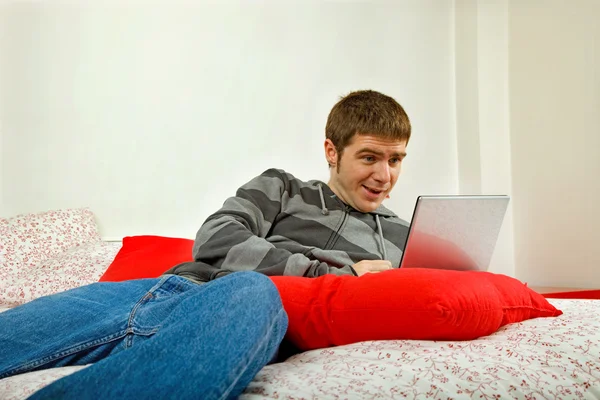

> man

[
  {"left": 0, "top": 90, "right": 411, "bottom": 399},
  {"left": 166, "top": 89, "right": 411, "bottom": 281}
]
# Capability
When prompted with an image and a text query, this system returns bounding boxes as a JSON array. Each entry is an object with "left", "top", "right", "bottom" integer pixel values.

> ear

[{"left": 324, "top": 139, "right": 338, "bottom": 167}]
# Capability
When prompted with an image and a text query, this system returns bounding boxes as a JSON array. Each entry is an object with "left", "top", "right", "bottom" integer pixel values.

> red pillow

[
  {"left": 270, "top": 268, "right": 562, "bottom": 351},
  {"left": 99, "top": 236, "right": 194, "bottom": 282}
]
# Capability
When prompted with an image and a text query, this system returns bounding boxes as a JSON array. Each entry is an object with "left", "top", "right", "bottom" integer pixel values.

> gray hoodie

[{"left": 165, "top": 168, "right": 409, "bottom": 282}]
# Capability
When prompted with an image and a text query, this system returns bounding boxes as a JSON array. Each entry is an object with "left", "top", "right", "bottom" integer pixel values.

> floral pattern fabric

[
  {"left": 0, "top": 241, "right": 122, "bottom": 307},
  {"left": 0, "top": 208, "right": 120, "bottom": 307},
  {"left": 1, "top": 300, "right": 599, "bottom": 399}
]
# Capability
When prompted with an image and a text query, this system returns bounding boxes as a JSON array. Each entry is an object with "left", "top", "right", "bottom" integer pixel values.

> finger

[
  {"left": 370, "top": 264, "right": 391, "bottom": 271},
  {"left": 380, "top": 261, "right": 393, "bottom": 270},
  {"left": 372, "top": 260, "right": 392, "bottom": 269}
]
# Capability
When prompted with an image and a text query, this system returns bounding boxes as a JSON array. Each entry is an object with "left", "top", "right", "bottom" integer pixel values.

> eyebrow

[{"left": 356, "top": 147, "right": 407, "bottom": 158}]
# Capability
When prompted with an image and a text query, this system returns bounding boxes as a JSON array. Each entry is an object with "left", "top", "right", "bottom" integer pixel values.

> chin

[{"left": 357, "top": 202, "right": 379, "bottom": 213}]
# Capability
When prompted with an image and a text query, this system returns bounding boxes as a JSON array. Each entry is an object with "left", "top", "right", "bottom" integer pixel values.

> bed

[{"left": 1, "top": 209, "right": 599, "bottom": 399}]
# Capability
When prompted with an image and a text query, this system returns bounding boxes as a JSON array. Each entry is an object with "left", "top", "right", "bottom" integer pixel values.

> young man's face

[{"left": 325, "top": 134, "right": 407, "bottom": 213}]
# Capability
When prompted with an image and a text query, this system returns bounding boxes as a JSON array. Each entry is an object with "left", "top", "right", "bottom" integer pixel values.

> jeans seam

[
  {"left": 124, "top": 275, "right": 176, "bottom": 347},
  {"left": 218, "top": 307, "right": 287, "bottom": 399},
  {"left": 0, "top": 329, "right": 129, "bottom": 379},
  {"left": 1, "top": 276, "right": 175, "bottom": 379}
]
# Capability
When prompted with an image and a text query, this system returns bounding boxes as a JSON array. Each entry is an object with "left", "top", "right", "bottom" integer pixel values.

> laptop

[{"left": 399, "top": 195, "right": 510, "bottom": 271}]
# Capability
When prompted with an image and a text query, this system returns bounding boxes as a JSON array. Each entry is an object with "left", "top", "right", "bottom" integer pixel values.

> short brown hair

[{"left": 325, "top": 90, "right": 411, "bottom": 161}]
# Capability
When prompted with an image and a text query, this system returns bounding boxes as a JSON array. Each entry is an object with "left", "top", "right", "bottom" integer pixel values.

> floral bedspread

[{"left": 1, "top": 299, "right": 599, "bottom": 399}]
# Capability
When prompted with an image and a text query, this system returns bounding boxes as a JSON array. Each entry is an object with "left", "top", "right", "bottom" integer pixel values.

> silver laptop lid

[{"left": 399, "top": 195, "right": 510, "bottom": 271}]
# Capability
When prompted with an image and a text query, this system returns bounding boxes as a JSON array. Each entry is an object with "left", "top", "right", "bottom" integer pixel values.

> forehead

[{"left": 346, "top": 134, "right": 407, "bottom": 153}]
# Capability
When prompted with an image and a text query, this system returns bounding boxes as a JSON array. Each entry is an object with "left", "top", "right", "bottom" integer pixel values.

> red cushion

[
  {"left": 270, "top": 268, "right": 562, "bottom": 351},
  {"left": 542, "top": 290, "right": 600, "bottom": 299},
  {"left": 99, "top": 236, "right": 194, "bottom": 282}
]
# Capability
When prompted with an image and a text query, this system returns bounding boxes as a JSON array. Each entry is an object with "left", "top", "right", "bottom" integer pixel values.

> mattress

[{"left": 1, "top": 299, "right": 599, "bottom": 399}]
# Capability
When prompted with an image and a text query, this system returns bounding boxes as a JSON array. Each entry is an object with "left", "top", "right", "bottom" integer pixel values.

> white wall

[
  {"left": 5, "top": 1, "right": 598, "bottom": 288},
  {"left": 454, "top": 0, "right": 515, "bottom": 276},
  {"left": 1, "top": 1, "right": 459, "bottom": 239},
  {"left": 509, "top": 0, "right": 600, "bottom": 287},
  {"left": 453, "top": 0, "right": 600, "bottom": 286},
  {"left": 0, "top": 4, "right": 5, "bottom": 216}
]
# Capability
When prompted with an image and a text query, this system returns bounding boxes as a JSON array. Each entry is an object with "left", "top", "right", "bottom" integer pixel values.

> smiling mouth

[{"left": 363, "top": 185, "right": 385, "bottom": 196}]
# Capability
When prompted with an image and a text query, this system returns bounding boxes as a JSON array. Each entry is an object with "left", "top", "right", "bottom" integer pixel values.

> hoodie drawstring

[
  {"left": 318, "top": 183, "right": 387, "bottom": 260},
  {"left": 375, "top": 214, "right": 388, "bottom": 261},
  {"left": 317, "top": 184, "right": 329, "bottom": 215}
]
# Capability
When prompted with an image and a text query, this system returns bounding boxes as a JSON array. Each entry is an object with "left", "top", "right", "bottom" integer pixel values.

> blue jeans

[{"left": 0, "top": 271, "right": 288, "bottom": 399}]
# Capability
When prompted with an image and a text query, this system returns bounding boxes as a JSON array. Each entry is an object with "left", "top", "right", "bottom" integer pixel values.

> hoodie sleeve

[{"left": 191, "top": 169, "right": 353, "bottom": 278}]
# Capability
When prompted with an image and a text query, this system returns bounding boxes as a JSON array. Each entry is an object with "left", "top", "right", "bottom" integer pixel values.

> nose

[{"left": 372, "top": 161, "right": 391, "bottom": 184}]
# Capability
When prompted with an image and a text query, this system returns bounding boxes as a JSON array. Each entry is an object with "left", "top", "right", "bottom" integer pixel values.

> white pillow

[
  {"left": 5, "top": 208, "right": 102, "bottom": 270},
  {"left": 0, "top": 208, "right": 118, "bottom": 307}
]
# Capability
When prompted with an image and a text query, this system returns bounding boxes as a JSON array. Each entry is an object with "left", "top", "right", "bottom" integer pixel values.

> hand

[{"left": 352, "top": 260, "right": 392, "bottom": 276}]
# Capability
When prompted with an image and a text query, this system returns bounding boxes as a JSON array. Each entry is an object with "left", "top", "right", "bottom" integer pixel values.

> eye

[
  {"left": 389, "top": 157, "right": 400, "bottom": 165},
  {"left": 363, "top": 156, "right": 375, "bottom": 162}
]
